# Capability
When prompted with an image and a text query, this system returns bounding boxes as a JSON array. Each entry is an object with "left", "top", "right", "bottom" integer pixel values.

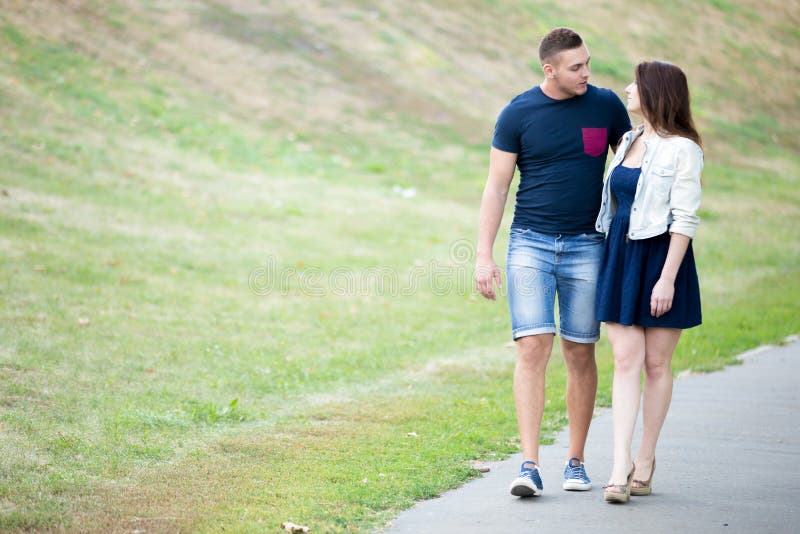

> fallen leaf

[
  {"left": 281, "top": 521, "right": 310, "bottom": 533},
  {"left": 470, "top": 461, "right": 490, "bottom": 473},
  {"left": 77, "top": 318, "right": 90, "bottom": 326},
  {"left": 676, "top": 369, "right": 697, "bottom": 380}
]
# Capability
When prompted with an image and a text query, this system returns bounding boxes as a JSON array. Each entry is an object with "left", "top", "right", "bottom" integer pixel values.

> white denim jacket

[{"left": 595, "top": 126, "right": 703, "bottom": 240}]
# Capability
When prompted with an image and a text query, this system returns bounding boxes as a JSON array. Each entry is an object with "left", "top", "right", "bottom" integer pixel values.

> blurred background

[{"left": 1, "top": 1, "right": 798, "bottom": 532}]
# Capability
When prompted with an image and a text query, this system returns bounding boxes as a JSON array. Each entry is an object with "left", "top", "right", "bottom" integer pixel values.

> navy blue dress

[{"left": 595, "top": 165, "right": 702, "bottom": 328}]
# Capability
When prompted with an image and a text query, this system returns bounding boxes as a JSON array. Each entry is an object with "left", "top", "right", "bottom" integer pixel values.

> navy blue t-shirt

[{"left": 492, "top": 84, "right": 631, "bottom": 234}]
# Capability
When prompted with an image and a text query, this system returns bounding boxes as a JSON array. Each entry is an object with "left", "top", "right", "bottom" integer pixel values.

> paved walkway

[{"left": 387, "top": 338, "right": 800, "bottom": 534}]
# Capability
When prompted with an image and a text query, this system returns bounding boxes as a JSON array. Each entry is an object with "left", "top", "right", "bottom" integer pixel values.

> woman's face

[{"left": 625, "top": 81, "right": 641, "bottom": 114}]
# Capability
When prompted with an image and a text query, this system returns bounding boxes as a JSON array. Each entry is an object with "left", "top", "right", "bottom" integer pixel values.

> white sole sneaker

[
  {"left": 509, "top": 477, "right": 542, "bottom": 497},
  {"left": 563, "top": 479, "right": 592, "bottom": 491}
]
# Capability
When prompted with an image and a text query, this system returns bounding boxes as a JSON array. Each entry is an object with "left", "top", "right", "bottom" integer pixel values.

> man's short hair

[{"left": 539, "top": 28, "right": 583, "bottom": 65}]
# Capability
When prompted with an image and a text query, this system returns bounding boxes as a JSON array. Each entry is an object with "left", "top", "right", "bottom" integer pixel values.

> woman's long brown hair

[{"left": 636, "top": 61, "right": 702, "bottom": 147}]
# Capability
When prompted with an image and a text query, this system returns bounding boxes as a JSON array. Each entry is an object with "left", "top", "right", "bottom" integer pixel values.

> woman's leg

[
  {"left": 634, "top": 327, "right": 682, "bottom": 481},
  {"left": 606, "top": 322, "right": 646, "bottom": 486}
]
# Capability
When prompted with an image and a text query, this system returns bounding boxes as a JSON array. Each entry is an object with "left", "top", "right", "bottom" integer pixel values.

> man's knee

[
  {"left": 516, "top": 335, "right": 553, "bottom": 369},
  {"left": 562, "top": 339, "right": 596, "bottom": 363}
]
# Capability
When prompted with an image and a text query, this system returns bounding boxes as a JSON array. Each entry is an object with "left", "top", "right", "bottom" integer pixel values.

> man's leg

[
  {"left": 555, "top": 232, "right": 603, "bottom": 490},
  {"left": 506, "top": 228, "right": 557, "bottom": 496},
  {"left": 514, "top": 334, "right": 554, "bottom": 464},
  {"left": 561, "top": 339, "right": 597, "bottom": 461}
]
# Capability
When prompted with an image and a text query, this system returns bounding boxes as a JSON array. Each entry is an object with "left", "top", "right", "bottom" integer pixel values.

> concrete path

[{"left": 386, "top": 338, "right": 800, "bottom": 534}]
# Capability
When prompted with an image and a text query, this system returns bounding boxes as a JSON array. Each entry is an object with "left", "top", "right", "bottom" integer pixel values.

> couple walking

[{"left": 475, "top": 27, "right": 703, "bottom": 503}]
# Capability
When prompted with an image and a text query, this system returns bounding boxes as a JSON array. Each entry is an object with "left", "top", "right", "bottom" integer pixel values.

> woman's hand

[{"left": 650, "top": 277, "right": 675, "bottom": 317}]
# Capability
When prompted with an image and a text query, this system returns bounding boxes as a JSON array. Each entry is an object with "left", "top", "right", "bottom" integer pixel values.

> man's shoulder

[
  {"left": 496, "top": 87, "right": 544, "bottom": 126},
  {"left": 586, "top": 84, "right": 623, "bottom": 103},
  {"left": 505, "top": 86, "right": 544, "bottom": 108}
]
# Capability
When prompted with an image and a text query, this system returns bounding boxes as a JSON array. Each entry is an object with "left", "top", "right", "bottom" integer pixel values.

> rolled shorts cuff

[
  {"left": 512, "top": 324, "right": 556, "bottom": 340},
  {"left": 559, "top": 327, "right": 600, "bottom": 344}
]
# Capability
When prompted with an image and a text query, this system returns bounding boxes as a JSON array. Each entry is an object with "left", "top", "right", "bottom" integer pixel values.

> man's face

[{"left": 547, "top": 45, "right": 591, "bottom": 97}]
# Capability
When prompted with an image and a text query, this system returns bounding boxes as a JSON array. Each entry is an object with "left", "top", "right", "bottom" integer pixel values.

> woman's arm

[
  {"left": 650, "top": 139, "right": 703, "bottom": 318},
  {"left": 650, "top": 233, "right": 691, "bottom": 318},
  {"left": 668, "top": 140, "right": 703, "bottom": 238}
]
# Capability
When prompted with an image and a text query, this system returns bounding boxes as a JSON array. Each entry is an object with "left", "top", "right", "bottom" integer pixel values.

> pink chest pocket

[{"left": 582, "top": 127, "right": 608, "bottom": 157}]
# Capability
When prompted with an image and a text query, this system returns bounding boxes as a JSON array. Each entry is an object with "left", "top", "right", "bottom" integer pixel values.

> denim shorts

[{"left": 506, "top": 228, "right": 604, "bottom": 343}]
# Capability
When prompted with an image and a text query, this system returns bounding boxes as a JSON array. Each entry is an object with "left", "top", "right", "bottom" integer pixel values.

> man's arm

[
  {"left": 475, "top": 147, "right": 518, "bottom": 300},
  {"left": 609, "top": 90, "right": 632, "bottom": 154}
]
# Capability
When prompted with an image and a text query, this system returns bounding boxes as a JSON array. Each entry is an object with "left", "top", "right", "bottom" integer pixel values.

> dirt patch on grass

[
  {"left": 6, "top": 0, "right": 796, "bottom": 147},
  {"left": 6, "top": 186, "right": 207, "bottom": 243},
  {"left": 68, "top": 430, "right": 312, "bottom": 532}
]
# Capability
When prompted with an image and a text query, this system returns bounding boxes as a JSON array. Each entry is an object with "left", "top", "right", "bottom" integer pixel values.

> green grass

[{"left": 0, "top": 1, "right": 798, "bottom": 531}]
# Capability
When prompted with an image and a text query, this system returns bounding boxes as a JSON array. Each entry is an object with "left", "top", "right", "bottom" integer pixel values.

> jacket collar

[{"left": 632, "top": 124, "right": 668, "bottom": 144}]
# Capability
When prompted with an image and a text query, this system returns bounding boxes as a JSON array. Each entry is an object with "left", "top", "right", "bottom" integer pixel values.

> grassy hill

[{"left": 1, "top": 0, "right": 798, "bottom": 531}]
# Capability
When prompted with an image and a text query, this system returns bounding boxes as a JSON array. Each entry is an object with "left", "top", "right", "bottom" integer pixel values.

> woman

[{"left": 593, "top": 61, "right": 703, "bottom": 503}]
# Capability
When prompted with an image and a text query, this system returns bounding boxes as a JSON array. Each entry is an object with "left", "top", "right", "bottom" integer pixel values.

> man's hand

[
  {"left": 475, "top": 147, "right": 516, "bottom": 301},
  {"left": 475, "top": 257, "right": 503, "bottom": 300}
]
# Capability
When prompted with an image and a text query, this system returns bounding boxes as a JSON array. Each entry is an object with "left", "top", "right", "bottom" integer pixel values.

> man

[{"left": 474, "top": 27, "right": 630, "bottom": 497}]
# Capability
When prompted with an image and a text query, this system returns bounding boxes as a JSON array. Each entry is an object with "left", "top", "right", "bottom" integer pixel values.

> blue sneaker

[
  {"left": 509, "top": 460, "right": 543, "bottom": 497},
  {"left": 562, "top": 457, "right": 592, "bottom": 491}
]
